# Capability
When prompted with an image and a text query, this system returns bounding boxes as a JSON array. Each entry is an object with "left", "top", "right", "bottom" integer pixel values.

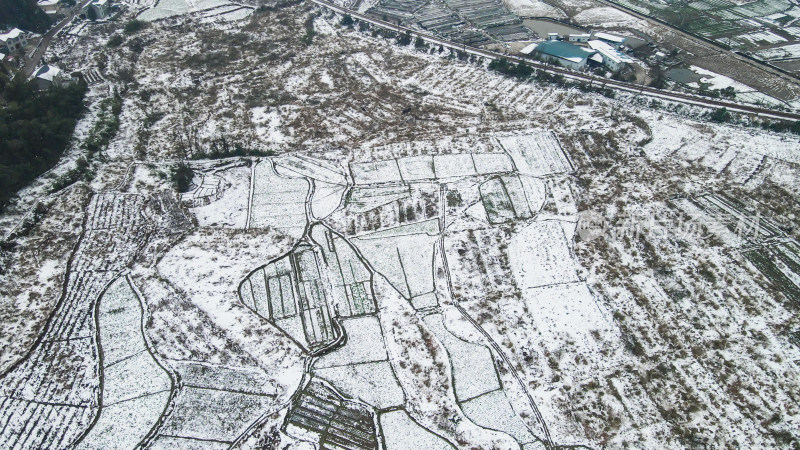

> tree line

[
  {"left": 0, "top": 80, "right": 87, "bottom": 211},
  {"left": 0, "top": 0, "right": 51, "bottom": 33}
]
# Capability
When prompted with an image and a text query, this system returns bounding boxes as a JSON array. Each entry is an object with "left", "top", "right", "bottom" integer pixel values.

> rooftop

[
  {"left": 34, "top": 64, "right": 63, "bottom": 82},
  {"left": 588, "top": 40, "right": 634, "bottom": 64},
  {"left": 520, "top": 43, "right": 537, "bottom": 55},
  {"left": 534, "top": 40, "right": 596, "bottom": 63},
  {"left": 593, "top": 32, "right": 626, "bottom": 43},
  {"left": 0, "top": 28, "right": 24, "bottom": 42}
]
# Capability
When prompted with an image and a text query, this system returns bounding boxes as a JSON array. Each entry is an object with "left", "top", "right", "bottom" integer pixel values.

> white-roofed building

[
  {"left": 83, "top": 0, "right": 110, "bottom": 19},
  {"left": 32, "top": 64, "right": 75, "bottom": 89},
  {"left": 588, "top": 39, "right": 634, "bottom": 72},
  {"left": 38, "top": 0, "right": 63, "bottom": 16},
  {"left": 0, "top": 28, "right": 28, "bottom": 54},
  {"left": 568, "top": 34, "right": 591, "bottom": 43},
  {"left": 592, "top": 32, "right": 626, "bottom": 48},
  {"left": 520, "top": 43, "right": 538, "bottom": 55}
]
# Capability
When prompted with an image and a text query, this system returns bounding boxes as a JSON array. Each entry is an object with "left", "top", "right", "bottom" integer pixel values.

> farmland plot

[
  {"left": 423, "top": 313, "right": 543, "bottom": 447},
  {"left": 520, "top": 282, "right": 619, "bottom": 361},
  {"left": 433, "top": 154, "right": 478, "bottom": 179},
  {"left": 460, "top": 389, "right": 542, "bottom": 448},
  {"left": 352, "top": 219, "right": 440, "bottom": 300},
  {"left": 744, "top": 242, "right": 800, "bottom": 305},
  {"left": 188, "top": 163, "right": 251, "bottom": 228},
  {"left": 284, "top": 379, "right": 378, "bottom": 449},
  {"left": 248, "top": 159, "right": 308, "bottom": 239},
  {"left": 181, "top": 172, "right": 221, "bottom": 204},
  {"left": 137, "top": 0, "right": 241, "bottom": 21},
  {"left": 644, "top": 116, "right": 800, "bottom": 185},
  {"left": 316, "top": 316, "right": 387, "bottom": 368},
  {"left": 689, "top": 193, "right": 783, "bottom": 243},
  {"left": 241, "top": 229, "right": 377, "bottom": 351},
  {"left": 398, "top": 155, "right": 436, "bottom": 181},
  {"left": 314, "top": 361, "right": 405, "bottom": 410},
  {"left": 145, "top": 362, "right": 277, "bottom": 448},
  {"left": 350, "top": 159, "right": 404, "bottom": 185},
  {"left": 273, "top": 154, "right": 348, "bottom": 186},
  {"left": 0, "top": 193, "right": 155, "bottom": 449},
  {"left": 352, "top": 153, "right": 513, "bottom": 184},
  {"left": 274, "top": 155, "right": 348, "bottom": 220},
  {"left": 380, "top": 410, "right": 455, "bottom": 450},
  {"left": 373, "top": 277, "right": 518, "bottom": 449},
  {"left": 311, "top": 181, "right": 347, "bottom": 220},
  {"left": 496, "top": 131, "right": 573, "bottom": 177},
  {"left": 313, "top": 316, "right": 405, "bottom": 409},
  {"left": 240, "top": 247, "right": 337, "bottom": 350},
  {"left": 328, "top": 183, "right": 439, "bottom": 236},
  {"left": 310, "top": 225, "right": 376, "bottom": 317},
  {"left": 480, "top": 173, "right": 547, "bottom": 225},
  {"left": 76, "top": 277, "right": 171, "bottom": 450},
  {"left": 422, "top": 314, "right": 500, "bottom": 402},
  {"left": 150, "top": 383, "right": 274, "bottom": 447},
  {"left": 508, "top": 220, "right": 581, "bottom": 288},
  {"left": 445, "top": 227, "right": 519, "bottom": 303},
  {"left": 347, "top": 185, "right": 411, "bottom": 213}
]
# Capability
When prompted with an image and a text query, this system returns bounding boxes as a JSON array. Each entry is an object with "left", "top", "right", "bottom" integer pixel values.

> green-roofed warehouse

[{"left": 524, "top": 40, "right": 597, "bottom": 70}]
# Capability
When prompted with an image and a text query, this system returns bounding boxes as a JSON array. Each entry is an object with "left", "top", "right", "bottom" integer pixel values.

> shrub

[
  {"left": 172, "top": 163, "right": 193, "bottom": 193},
  {"left": 397, "top": 30, "right": 412, "bottom": 46},
  {"left": 106, "top": 34, "right": 123, "bottom": 47},
  {"left": 488, "top": 57, "right": 532, "bottom": 80},
  {"left": 123, "top": 19, "right": 148, "bottom": 34},
  {"left": 710, "top": 107, "right": 731, "bottom": 123}
]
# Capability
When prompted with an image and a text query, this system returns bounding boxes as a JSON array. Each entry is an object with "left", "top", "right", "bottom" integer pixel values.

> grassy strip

[{"left": 50, "top": 90, "right": 123, "bottom": 193}]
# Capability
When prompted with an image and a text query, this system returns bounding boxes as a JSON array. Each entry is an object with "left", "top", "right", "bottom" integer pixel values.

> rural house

[
  {"left": 0, "top": 28, "right": 28, "bottom": 54},
  {"left": 32, "top": 64, "right": 75, "bottom": 89}
]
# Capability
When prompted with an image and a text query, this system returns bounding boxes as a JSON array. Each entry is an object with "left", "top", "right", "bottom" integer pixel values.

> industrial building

[
  {"left": 568, "top": 33, "right": 591, "bottom": 43},
  {"left": 523, "top": 40, "right": 596, "bottom": 70},
  {"left": 592, "top": 32, "right": 626, "bottom": 49},
  {"left": 588, "top": 39, "right": 634, "bottom": 72}
]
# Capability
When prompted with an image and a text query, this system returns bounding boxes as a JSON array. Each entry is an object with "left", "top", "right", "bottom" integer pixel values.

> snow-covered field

[
  {"left": 504, "top": 0, "right": 567, "bottom": 18},
  {"left": 754, "top": 42, "right": 800, "bottom": 60},
  {"left": 1, "top": 2, "right": 800, "bottom": 449}
]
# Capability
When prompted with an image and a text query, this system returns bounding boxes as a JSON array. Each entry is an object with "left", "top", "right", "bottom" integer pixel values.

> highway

[{"left": 310, "top": 0, "right": 800, "bottom": 122}]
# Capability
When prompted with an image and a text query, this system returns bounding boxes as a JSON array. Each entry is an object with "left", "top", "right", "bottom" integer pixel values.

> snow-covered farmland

[
  {"left": 505, "top": 0, "right": 566, "bottom": 17},
  {"left": 380, "top": 409, "right": 455, "bottom": 450},
  {"left": 509, "top": 220, "right": 581, "bottom": 288},
  {"left": 248, "top": 159, "right": 308, "bottom": 238},
  {"left": 77, "top": 277, "right": 171, "bottom": 450},
  {"left": 187, "top": 161, "right": 251, "bottom": 228},
  {"left": 754, "top": 42, "right": 800, "bottom": 60},
  {"left": 2, "top": 1, "right": 800, "bottom": 448},
  {"left": 496, "top": 131, "right": 573, "bottom": 177}
]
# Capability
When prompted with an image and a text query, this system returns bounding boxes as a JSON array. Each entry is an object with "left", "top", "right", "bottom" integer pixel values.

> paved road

[
  {"left": 310, "top": 0, "right": 800, "bottom": 122},
  {"left": 20, "top": 0, "right": 94, "bottom": 79}
]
